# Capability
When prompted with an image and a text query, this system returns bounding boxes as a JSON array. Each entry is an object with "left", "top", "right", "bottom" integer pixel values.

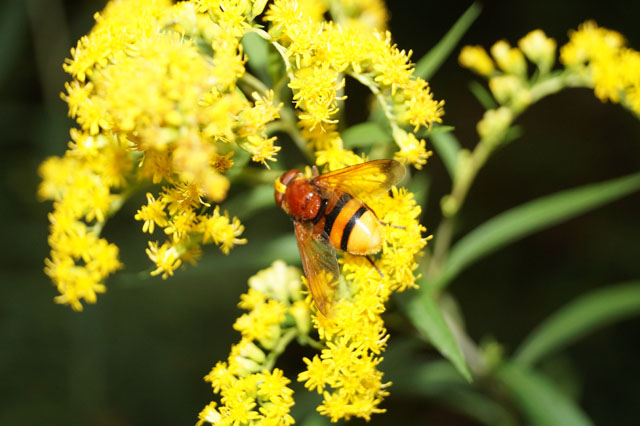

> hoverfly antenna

[{"left": 274, "top": 177, "right": 287, "bottom": 194}]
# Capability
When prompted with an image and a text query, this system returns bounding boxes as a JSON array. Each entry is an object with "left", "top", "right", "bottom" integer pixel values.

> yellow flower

[
  {"left": 145, "top": 241, "right": 183, "bottom": 279},
  {"left": 560, "top": 21, "right": 625, "bottom": 67},
  {"left": 135, "top": 193, "right": 168, "bottom": 234},
  {"left": 289, "top": 65, "right": 346, "bottom": 129},
  {"left": 560, "top": 21, "right": 640, "bottom": 115},
  {"left": 373, "top": 31, "right": 413, "bottom": 94},
  {"left": 198, "top": 207, "right": 247, "bottom": 254},
  {"left": 400, "top": 77, "right": 445, "bottom": 132},
  {"left": 45, "top": 224, "right": 121, "bottom": 311},
  {"left": 393, "top": 131, "right": 433, "bottom": 170},
  {"left": 234, "top": 300, "right": 287, "bottom": 348}
]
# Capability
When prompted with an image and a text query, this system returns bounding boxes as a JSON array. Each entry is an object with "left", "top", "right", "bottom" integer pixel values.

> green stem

[
  {"left": 350, "top": 73, "right": 404, "bottom": 147},
  {"left": 239, "top": 72, "right": 270, "bottom": 97},
  {"left": 428, "top": 70, "right": 590, "bottom": 284},
  {"left": 263, "top": 328, "right": 298, "bottom": 371},
  {"left": 298, "top": 335, "right": 324, "bottom": 350},
  {"left": 278, "top": 107, "right": 314, "bottom": 162},
  {"left": 529, "top": 71, "right": 589, "bottom": 103},
  {"left": 328, "top": 0, "right": 348, "bottom": 24}
]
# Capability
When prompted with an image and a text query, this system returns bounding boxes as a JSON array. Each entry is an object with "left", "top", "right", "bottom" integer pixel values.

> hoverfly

[{"left": 274, "top": 159, "right": 405, "bottom": 316}]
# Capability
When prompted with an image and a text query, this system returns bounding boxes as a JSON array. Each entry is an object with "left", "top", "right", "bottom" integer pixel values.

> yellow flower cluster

[
  {"left": 264, "top": 0, "right": 444, "bottom": 170},
  {"left": 38, "top": 132, "right": 128, "bottom": 311},
  {"left": 297, "top": 178, "right": 427, "bottom": 421},
  {"left": 198, "top": 261, "right": 309, "bottom": 426},
  {"left": 561, "top": 21, "right": 640, "bottom": 114},
  {"left": 39, "top": 0, "right": 287, "bottom": 309}
]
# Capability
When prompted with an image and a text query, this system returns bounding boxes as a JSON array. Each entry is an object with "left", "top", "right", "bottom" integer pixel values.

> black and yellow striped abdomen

[{"left": 318, "top": 193, "right": 382, "bottom": 255}]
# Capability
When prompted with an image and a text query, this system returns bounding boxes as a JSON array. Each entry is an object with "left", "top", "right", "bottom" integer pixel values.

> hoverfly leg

[
  {"left": 312, "top": 165, "right": 320, "bottom": 177},
  {"left": 366, "top": 255, "right": 383, "bottom": 278},
  {"left": 379, "top": 220, "right": 406, "bottom": 230}
]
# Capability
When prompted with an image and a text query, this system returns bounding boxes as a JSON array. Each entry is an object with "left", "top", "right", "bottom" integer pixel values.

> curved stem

[
  {"left": 428, "top": 70, "right": 590, "bottom": 284},
  {"left": 240, "top": 72, "right": 270, "bottom": 96},
  {"left": 278, "top": 107, "right": 314, "bottom": 162},
  {"left": 263, "top": 328, "right": 298, "bottom": 371}
]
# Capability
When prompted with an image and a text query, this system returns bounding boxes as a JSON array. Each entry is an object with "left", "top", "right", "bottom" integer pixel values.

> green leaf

[
  {"left": 402, "top": 292, "right": 472, "bottom": 381},
  {"left": 430, "top": 171, "right": 640, "bottom": 290},
  {"left": 223, "top": 184, "right": 276, "bottom": 221},
  {"left": 341, "top": 122, "right": 391, "bottom": 149},
  {"left": 425, "top": 124, "right": 456, "bottom": 135},
  {"left": 469, "top": 80, "right": 498, "bottom": 109},
  {"left": 407, "top": 172, "right": 430, "bottom": 210},
  {"left": 0, "top": 0, "right": 27, "bottom": 87},
  {"left": 434, "top": 386, "right": 518, "bottom": 426},
  {"left": 241, "top": 32, "right": 271, "bottom": 85},
  {"left": 414, "top": 2, "right": 482, "bottom": 80},
  {"left": 514, "top": 282, "right": 640, "bottom": 367},
  {"left": 496, "top": 362, "right": 594, "bottom": 426},
  {"left": 430, "top": 129, "right": 461, "bottom": 179},
  {"left": 386, "top": 346, "right": 516, "bottom": 426}
]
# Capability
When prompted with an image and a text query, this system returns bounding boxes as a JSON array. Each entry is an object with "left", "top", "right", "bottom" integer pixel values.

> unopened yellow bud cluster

[
  {"left": 460, "top": 29, "right": 556, "bottom": 117},
  {"left": 460, "top": 21, "right": 640, "bottom": 134}
]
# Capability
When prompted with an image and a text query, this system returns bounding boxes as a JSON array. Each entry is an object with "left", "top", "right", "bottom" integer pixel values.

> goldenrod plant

[{"left": 35, "top": 1, "right": 640, "bottom": 425}]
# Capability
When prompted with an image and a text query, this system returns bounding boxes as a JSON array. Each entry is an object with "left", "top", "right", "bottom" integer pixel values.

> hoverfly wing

[
  {"left": 313, "top": 159, "right": 405, "bottom": 198},
  {"left": 294, "top": 220, "right": 339, "bottom": 316}
]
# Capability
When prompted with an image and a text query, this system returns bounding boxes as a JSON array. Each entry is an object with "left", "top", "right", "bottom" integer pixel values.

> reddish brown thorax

[{"left": 275, "top": 170, "right": 322, "bottom": 221}]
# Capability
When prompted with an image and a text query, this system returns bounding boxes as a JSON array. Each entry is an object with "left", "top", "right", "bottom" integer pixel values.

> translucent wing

[
  {"left": 313, "top": 159, "right": 405, "bottom": 198},
  {"left": 294, "top": 220, "right": 340, "bottom": 316}
]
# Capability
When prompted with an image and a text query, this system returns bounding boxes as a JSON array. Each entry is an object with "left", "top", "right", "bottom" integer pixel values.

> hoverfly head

[{"left": 274, "top": 169, "right": 301, "bottom": 209}]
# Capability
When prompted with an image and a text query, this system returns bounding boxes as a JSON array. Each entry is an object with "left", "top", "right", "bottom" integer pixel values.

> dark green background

[{"left": 1, "top": 1, "right": 639, "bottom": 425}]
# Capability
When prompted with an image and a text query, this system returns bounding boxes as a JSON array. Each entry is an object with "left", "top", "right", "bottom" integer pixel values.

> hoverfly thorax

[{"left": 275, "top": 170, "right": 322, "bottom": 221}]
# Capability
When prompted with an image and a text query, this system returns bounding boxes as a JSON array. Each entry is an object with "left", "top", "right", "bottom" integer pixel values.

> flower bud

[
  {"left": 459, "top": 45, "right": 495, "bottom": 76},
  {"left": 489, "top": 75, "right": 531, "bottom": 110},
  {"left": 518, "top": 29, "right": 557, "bottom": 73},
  {"left": 491, "top": 40, "right": 527, "bottom": 77},
  {"left": 477, "top": 107, "right": 513, "bottom": 141}
]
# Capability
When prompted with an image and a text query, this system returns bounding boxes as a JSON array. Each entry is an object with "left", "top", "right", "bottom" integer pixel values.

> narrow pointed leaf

[
  {"left": 430, "top": 129, "right": 461, "bottom": 179},
  {"left": 414, "top": 2, "right": 483, "bottom": 80},
  {"left": 402, "top": 293, "right": 472, "bottom": 381},
  {"left": 341, "top": 122, "right": 391, "bottom": 148},
  {"left": 242, "top": 32, "right": 271, "bottom": 85},
  {"left": 514, "top": 282, "right": 640, "bottom": 366},
  {"left": 469, "top": 80, "right": 498, "bottom": 109},
  {"left": 430, "top": 171, "right": 640, "bottom": 290},
  {"left": 389, "top": 359, "right": 516, "bottom": 426},
  {"left": 497, "top": 362, "right": 594, "bottom": 426}
]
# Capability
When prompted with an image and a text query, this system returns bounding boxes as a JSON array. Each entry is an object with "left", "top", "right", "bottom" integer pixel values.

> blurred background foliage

[{"left": 2, "top": 0, "right": 640, "bottom": 425}]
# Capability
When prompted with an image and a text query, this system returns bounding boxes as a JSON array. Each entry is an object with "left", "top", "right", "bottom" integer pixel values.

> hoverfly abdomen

[{"left": 320, "top": 193, "right": 382, "bottom": 255}]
